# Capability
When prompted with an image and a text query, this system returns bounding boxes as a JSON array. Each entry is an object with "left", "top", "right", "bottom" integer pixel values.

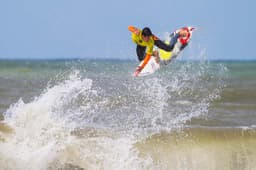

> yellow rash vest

[{"left": 128, "top": 26, "right": 154, "bottom": 55}]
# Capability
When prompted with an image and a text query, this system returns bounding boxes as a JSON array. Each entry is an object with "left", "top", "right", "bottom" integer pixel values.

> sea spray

[
  {"left": 0, "top": 60, "right": 229, "bottom": 169},
  {"left": 1, "top": 70, "right": 94, "bottom": 169},
  {"left": 0, "top": 69, "right": 154, "bottom": 169}
]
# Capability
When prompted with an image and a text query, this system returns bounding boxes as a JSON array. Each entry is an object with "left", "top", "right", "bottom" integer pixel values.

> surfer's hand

[
  {"left": 133, "top": 29, "right": 140, "bottom": 35},
  {"left": 128, "top": 26, "right": 140, "bottom": 35},
  {"left": 133, "top": 66, "right": 142, "bottom": 77},
  {"left": 136, "top": 66, "right": 142, "bottom": 72}
]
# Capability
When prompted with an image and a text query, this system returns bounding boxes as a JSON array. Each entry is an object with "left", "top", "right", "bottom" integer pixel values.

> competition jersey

[{"left": 129, "top": 26, "right": 155, "bottom": 55}]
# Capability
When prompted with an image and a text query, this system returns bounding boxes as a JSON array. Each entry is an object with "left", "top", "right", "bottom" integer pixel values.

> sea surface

[{"left": 0, "top": 59, "right": 256, "bottom": 170}]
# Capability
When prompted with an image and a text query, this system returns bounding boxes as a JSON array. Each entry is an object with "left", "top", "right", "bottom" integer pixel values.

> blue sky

[{"left": 0, "top": 0, "right": 255, "bottom": 60}]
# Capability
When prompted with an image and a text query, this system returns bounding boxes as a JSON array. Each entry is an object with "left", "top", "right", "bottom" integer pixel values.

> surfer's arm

[
  {"left": 139, "top": 43, "right": 153, "bottom": 69},
  {"left": 128, "top": 26, "right": 140, "bottom": 35},
  {"left": 128, "top": 26, "right": 142, "bottom": 45},
  {"left": 137, "top": 53, "right": 151, "bottom": 71}
]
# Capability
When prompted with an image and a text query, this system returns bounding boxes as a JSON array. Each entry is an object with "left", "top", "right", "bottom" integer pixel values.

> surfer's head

[
  {"left": 142, "top": 27, "right": 152, "bottom": 37},
  {"left": 142, "top": 27, "right": 152, "bottom": 42}
]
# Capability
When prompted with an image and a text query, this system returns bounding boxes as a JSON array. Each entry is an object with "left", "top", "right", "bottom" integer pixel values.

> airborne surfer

[{"left": 128, "top": 26, "right": 192, "bottom": 76}]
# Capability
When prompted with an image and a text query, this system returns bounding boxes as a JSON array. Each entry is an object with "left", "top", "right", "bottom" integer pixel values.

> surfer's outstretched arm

[
  {"left": 134, "top": 53, "right": 151, "bottom": 76},
  {"left": 128, "top": 26, "right": 140, "bottom": 35},
  {"left": 140, "top": 53, "right": 151, "bottom": 69}
]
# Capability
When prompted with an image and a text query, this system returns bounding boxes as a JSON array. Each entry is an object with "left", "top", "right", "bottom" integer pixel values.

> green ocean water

[{"left": 0, "top": 59, "right": 255, "bottom": 170}]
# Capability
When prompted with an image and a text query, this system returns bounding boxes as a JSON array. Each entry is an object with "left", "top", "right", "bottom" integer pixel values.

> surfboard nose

[{"left": 189, "top": 27, "right": 196, "bottom": 31}]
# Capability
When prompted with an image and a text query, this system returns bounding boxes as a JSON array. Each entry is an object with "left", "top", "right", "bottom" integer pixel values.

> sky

[{"left": 0, "top": 0, "right": 255, "bottom": 60}]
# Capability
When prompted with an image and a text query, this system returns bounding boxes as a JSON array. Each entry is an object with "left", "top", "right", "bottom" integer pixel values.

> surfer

[{"left": 128, "top": 26, "right": 189, "bottom": 72}]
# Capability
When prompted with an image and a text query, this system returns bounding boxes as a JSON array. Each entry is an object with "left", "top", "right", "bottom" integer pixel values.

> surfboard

[
  {"left": 134, "top": 56, "right": 160, "bottom": 77},
  {"left": 133, "top": 26, "right": 195, "bottom": 77}
]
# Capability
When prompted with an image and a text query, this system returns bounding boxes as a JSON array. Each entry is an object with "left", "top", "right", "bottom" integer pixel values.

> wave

[
  {"left": 135, "top": 127, "right": 256, "bottom": 170},
  {"left": 0, "top": 61, "right": 228, "bottom": 169}
]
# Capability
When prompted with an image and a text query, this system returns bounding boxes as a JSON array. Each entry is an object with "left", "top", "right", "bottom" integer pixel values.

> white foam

[
  {"left": 50, "top": 135, "right": 153, "bottom": 170},
  {"left": 0, "top": 70, "right": 93, "bottom": 169},
  {"left": 0, "top": 59, "right": 228, "bottom": 169},
  {"left": 0, "top": 69, "right": 154, "bottom": 170}
]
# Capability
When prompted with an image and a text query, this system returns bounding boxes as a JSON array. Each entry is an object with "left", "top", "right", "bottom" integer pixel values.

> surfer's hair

[{"left": 142, "top": 27, "right": 152, "bottom": 36}]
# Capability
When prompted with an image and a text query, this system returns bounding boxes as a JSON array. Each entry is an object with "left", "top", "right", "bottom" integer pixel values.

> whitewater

[{"left": 0, "top": 59, "right": 256, "bottom": 170}]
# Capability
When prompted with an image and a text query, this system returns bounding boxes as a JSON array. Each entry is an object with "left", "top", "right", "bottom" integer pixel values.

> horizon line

[{"left": 0, "top": 57, "right": 256, "bottom": 62}]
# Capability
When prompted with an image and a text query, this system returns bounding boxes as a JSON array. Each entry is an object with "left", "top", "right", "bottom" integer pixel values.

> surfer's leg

[
  {"left": 136, "top": 45, "right": 146, "bottom": 61},
  {"left": 152, "top": 50, "right": 160, "bottom": 63},
  {"left": 155, "top": 39, "right": 174, "bottom": 52},
  {"left": 169, "top": 33, "right": 179, "bottom": 48},
  {"left": 180, "top": 43, "right": 188, "bottom": 51}
]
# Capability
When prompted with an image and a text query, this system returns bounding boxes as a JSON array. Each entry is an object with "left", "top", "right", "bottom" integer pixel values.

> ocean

[{"left": 0, "top": 59, "right": 256, "bottom": 170}]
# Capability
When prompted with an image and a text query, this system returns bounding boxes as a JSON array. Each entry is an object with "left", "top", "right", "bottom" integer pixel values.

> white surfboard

[{"left": 135, "top": 57, "right": 160, "bottom": 77}]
